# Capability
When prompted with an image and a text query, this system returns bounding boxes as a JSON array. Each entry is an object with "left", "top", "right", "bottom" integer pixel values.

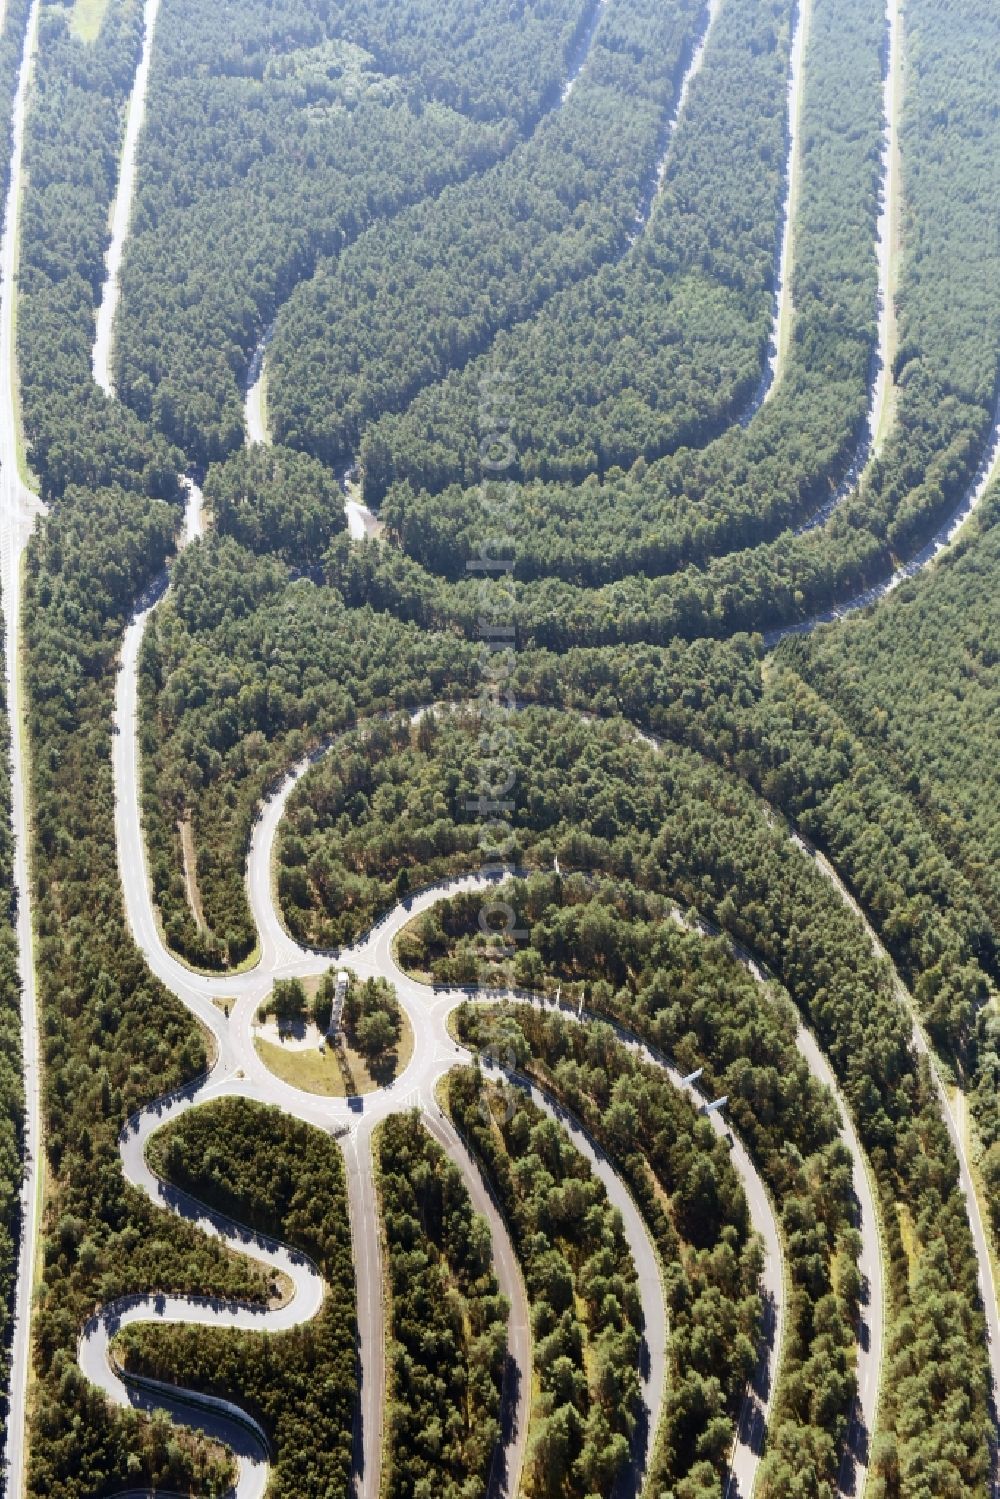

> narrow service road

[{"left": 0, "top": 7, "right": 45, "bottom": 1497}]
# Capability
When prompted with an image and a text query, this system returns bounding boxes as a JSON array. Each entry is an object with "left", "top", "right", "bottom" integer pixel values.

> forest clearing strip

[
  {"left": 764, "top": 0, "right": 811, "bottom": 403},
  {"left": 770, "top": 402, "right": 1000, "bottom": 643},
  {"left": 91, "top": 0, "right": 159, "bottom": 399}
]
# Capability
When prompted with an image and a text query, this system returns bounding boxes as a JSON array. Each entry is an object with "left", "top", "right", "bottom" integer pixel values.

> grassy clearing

[
  {"left": 247, "top": 360, "right": 271, "bottom": 445},
  {"left": 178, "top": 817, "right": 206, "bottom": 930},
  {"left": 896, "top": 1201, "right": 918, "bottom": 1281},
  {"left": 255, "top": 1038, "right": 354, "bottom": 1097},
  {"left": 255, "top": 1007, "right": 414, "bottom": 1098},
  {"left": 70, "top": 0, "right": 111, "bottom": 44}
]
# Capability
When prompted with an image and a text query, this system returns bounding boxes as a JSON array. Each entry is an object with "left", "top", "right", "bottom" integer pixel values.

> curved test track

[
  {"left": 110, "top": 645, "right": 673, "bottom": 1498},
  {"left": 111, "top": 663, "right": 789, "bottom": 1498}
]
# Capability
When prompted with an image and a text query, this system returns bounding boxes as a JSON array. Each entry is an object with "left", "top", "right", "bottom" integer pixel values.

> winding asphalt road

[
  {"left": 106, "top": 637, "right": 999, "bottom": 1499},
  {"left": 84, "top": 0, "right": 545, "bottom": 1486},
  {"left": 110, "top": 628, "right": 902, "bottom": 1499},
  {"left": 106, "top": 581, "right": 796, "bottom": 1499},
  {"left": 767, "top": 0, "right": 1000, "bottom": 639},
  {"left": 80, "top": 1072, "right": 327, "bottom": 1499}
]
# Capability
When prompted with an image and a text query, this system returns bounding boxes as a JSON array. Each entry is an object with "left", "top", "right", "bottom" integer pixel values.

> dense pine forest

[{"left": 0, "top": 0, "right": 994, "bottom": 1496}]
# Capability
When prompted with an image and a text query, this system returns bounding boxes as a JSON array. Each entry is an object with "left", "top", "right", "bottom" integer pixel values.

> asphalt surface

[
  {"left": 635, "top": 744, "right": 887, "bottom": 1496},
  {"left": 79, "top": 1071, "right": 326, "bottom": 1498},
  {"left": 864, "top": 0, "right": 902, "bottom": 462},
  {"left": 763, "top": 0, "right": 1000, "bottom": 642},
  {"left": 110, "top": 667, "right": 538, "bottom": 1499},
  {"left": 773, "top": 392, "right": 1000, "bottom": 645},
  {"left": 243, "top": 320, "right": 274, "bottom": 448}
]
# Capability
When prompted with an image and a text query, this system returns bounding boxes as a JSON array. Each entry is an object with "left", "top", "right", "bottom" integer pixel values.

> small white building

[{"left": 328, "top": 970, "right": 350, "bottom": 1039}]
